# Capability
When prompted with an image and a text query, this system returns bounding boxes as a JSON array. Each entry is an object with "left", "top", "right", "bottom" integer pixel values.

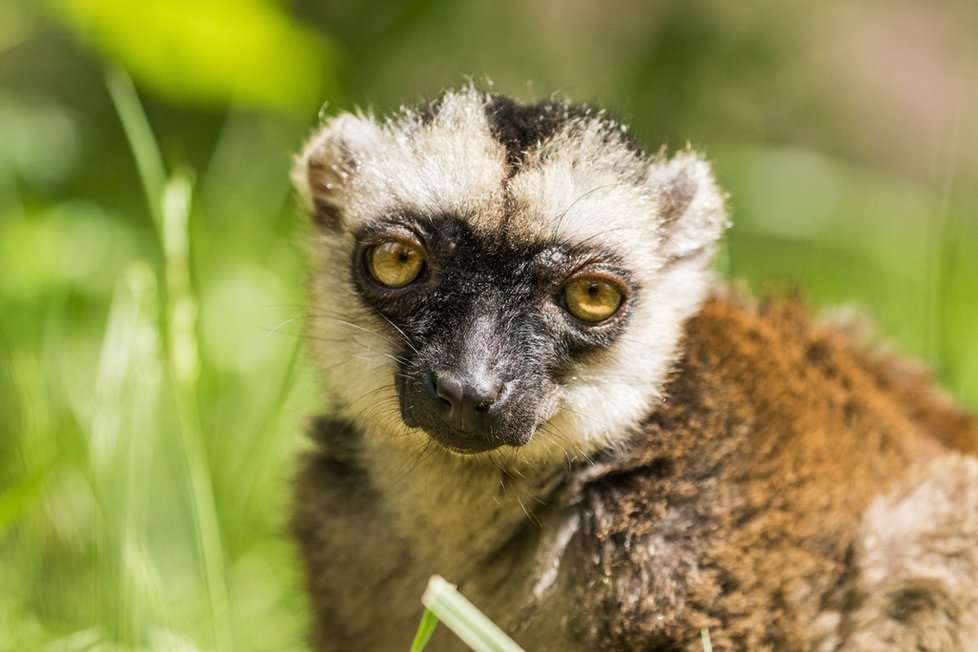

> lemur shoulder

[{"left": 290, "top": 87, "right": 978, "bottom": 651}]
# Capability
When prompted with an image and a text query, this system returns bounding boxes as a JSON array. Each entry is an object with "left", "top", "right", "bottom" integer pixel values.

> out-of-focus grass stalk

[
  {"left": 107, "top": 69, "right": 233, "bottom": 651},
  {"left": 163, "top": 172, "right": 233, "bottom": 651},
  {"left": 106, "top": 68, "right": 166, "bottom": 232},
  {"left": 224, "top": 336, "right": 302, "bottom": 530},
  {"left": 90, "top": 263, "right": 163, "bottom": 645},
  {"left": 420, "top": 576, "right": 524, "bottom": 652}
]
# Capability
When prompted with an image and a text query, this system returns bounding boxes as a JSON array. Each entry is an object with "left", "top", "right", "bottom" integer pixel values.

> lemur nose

[{"left": 429, "top": 371, "right": 501, "bottom": 432}]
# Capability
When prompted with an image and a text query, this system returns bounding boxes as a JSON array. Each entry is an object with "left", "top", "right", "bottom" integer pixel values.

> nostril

[
  {"left": 473, "top": 402, "right": 491, "bottom": 414},
  {"left": 431, "top": 372, "right": 463, "bottom": 412}
]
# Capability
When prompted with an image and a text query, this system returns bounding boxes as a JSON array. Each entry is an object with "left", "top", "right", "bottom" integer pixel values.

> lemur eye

[
  {"left": 366, "top": 240, "right": 426, "bottom": 288},
  {"left": 561, "top": 275, "right": 624, "bottom": 323}
]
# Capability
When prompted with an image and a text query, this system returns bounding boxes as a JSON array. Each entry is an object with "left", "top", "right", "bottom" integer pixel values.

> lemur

[{"left": 290, "top": 87, "right": 978, "bottom": 651}]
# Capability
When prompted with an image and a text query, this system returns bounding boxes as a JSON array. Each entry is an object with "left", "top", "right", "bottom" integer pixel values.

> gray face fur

[{"left": 295, "top": 87, "right": 728, "bottom": 465}]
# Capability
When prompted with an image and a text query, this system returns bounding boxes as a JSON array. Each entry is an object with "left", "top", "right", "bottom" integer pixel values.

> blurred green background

[{"left": 1, "top": 0, "right": 976, "bottom": 649}]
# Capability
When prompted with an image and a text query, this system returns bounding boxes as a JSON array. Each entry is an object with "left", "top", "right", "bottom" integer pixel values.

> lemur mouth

[
  {"left": 403, "top": 410, "right": 535, "bottom": 455},
  {"left": 422, "top": 428, "right": 512, "bottom": 455}
]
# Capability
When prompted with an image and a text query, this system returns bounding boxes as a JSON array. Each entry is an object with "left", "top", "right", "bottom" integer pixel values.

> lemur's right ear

[
  {"left": 293, "top": 114, "right": 383, "bottom": 231},
  {"left": 647, "top": 151, "right": 729, "bottom": 260}
]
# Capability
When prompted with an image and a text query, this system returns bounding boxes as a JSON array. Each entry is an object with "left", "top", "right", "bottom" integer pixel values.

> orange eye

[
  {"left": 561, "top": 276, "right": 624, "bottom": 323},
  {"left": 365, "top": 240, "right": 425, "bottom": 288}
]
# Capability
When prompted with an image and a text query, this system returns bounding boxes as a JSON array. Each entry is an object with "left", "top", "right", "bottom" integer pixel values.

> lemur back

[{"left": 291, "top": 88, "right": 978, "bottom": 651}]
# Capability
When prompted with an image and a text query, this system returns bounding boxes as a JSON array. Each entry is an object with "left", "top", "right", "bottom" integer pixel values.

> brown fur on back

[
  {"left": 558, "top": 295, "right": 977, "bottom": 649},
  {"left": 292, "top": 294, "right": 978, "bottom": 651}
]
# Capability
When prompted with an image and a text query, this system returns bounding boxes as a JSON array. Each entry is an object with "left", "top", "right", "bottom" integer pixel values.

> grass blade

[
  {"left": 421, "top": 576, "right": 523, "bottom": 652},
  {"left": 409, "top": 607, "right": 439, "bottom": 652},
  {"left": 105, "top": 68, "right": 166, "bottom": 231},
  {"left": 701, "top": 628, "right": 713, "bottom": 652}
]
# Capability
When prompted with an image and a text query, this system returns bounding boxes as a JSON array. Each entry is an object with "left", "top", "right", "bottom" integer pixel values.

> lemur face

[
  {"left": 352, "top": 212, "right": 636, "bottom": 454},
  {"left": 296, "top": 88, "right": 728, "bottom": 462}
]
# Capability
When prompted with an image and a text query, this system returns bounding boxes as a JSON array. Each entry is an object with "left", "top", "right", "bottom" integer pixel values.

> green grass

[
  {"left": 0, "top": 70, "right": 316, "bottom": 649},
  {"left": 109, "top": 67, "right": 233, "bottom": 651}
]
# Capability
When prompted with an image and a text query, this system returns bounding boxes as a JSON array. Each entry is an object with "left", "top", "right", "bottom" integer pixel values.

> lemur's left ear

[
  {"left": 293, "top": 113, "right": 383, "bottom": 232},
  {"left": 647, "top": 152, "right": 729, "bottom": 259}
]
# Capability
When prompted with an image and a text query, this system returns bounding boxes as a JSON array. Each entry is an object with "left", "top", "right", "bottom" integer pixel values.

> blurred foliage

[
  {"left": 45, "top": 0, "right": 340, "bottom": 112},
  {"left": 0, "top": 0, "right": 976, "bottom": 649}
]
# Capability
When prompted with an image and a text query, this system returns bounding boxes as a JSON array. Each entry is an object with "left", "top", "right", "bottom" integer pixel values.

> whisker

[{"left": 337, "top": 286, "right": 420, "bottom": 354}]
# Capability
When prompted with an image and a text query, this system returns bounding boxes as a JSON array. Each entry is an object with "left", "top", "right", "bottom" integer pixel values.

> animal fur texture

[{"left": 290, "top": 87, "right": 978, "bottom": 650}]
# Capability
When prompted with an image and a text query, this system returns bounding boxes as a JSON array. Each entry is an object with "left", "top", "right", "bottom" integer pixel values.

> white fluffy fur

[
  {"left": 816, "top": 454, "right": 978, "bottom": 650},
  {"left": 297, "top": 88, "right": 728, "bottom": 468}
]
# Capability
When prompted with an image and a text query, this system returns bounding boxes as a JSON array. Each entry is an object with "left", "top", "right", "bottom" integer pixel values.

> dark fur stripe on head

[{"left": 484, "top": 96, "right": 598, "bottom": 173}]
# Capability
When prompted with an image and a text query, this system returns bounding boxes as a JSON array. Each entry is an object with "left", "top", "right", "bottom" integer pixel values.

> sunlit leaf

[{"left": 45, "top": 0, "right": 341, "bottom": 112}]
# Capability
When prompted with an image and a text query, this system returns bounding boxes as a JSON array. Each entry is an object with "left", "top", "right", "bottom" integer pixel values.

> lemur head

[{"left": 295, "top": 87, "right": 728, "bottom": 464}]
